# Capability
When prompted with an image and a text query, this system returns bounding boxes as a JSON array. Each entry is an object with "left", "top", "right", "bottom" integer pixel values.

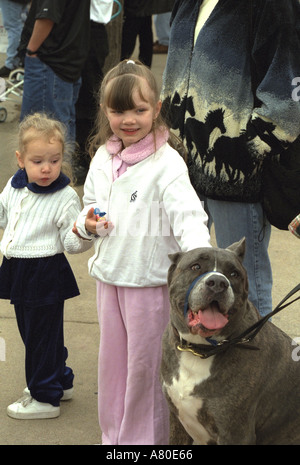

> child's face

[
  {"left": 104, "top": 78, "right": 162, "bottom": 147},
  {"left": 16, "top": 136, "right": 63, "bottom": 186}
]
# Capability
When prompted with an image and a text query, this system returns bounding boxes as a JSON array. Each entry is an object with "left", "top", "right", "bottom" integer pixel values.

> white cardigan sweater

[
  {"left": 0, "top": 178, "right": 91, "bottom": 259},
  {"left": 76, "top": 141, "right": 211, "bottom": 287}
]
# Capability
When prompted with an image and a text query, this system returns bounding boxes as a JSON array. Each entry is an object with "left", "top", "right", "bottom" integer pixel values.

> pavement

[{"left": 0, "top": 50, "right": 299, "bottom": 446}]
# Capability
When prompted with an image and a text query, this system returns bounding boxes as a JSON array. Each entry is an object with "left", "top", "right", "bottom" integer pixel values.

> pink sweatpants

[{"left": 96, "top": 281, "right": 170, "bottom": 445}]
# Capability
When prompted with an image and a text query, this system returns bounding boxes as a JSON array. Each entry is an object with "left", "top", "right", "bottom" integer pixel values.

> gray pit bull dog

[{"left": 161, "top": 238, "right": 300, "bottom": 445}]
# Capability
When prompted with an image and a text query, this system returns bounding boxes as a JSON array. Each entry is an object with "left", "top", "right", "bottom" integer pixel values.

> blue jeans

[
  {"left": 205, "top": 198, "right": 272, "bottom": 317},
  {"left": 0, "top": 0, "right": 26, "bottom": 69},
  {"left": 20, "top": 56, "right": 81, "bottom": 146},
  {"left": 154, "top": 12, "right": 171, "bottom": 46}
]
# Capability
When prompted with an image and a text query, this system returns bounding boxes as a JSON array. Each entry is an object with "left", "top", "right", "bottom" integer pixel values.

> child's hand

[
  {"left": 96, "top": 218, "right": 114, "bottom": 237},
  {"left": 85, "top": 207, "right": 98, "bottom": 235},
  {"left": 85, "top": 207, "right": 114, "bottom": 237},
  {"left": 72, "top": 221, "right": 90, "bottom": 240},
  {"left": 72, "top": 221, "right": 81, "bottom": 238}
]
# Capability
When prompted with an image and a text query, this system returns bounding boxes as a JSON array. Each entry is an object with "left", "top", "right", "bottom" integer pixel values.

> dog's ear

[
  {"left": 168, "top": 252, "right": 183, "bottom": 264},
  {"left": 167, "top": 252, "right": 183, "bottom": 286},
  {"left": 226, "top": 237, "right": 246, "bottom": 262}
]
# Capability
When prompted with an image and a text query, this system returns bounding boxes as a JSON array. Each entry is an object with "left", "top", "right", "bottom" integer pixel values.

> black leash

[
  {"left": 176, "top": 283, "right": 300, "bottom": 359},
  {"left": 229, "top": 283, "right": 300, "bottom": 345}
]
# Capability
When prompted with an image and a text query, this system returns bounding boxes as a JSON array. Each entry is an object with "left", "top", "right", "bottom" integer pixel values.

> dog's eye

[
  {"left": 191, "top": 264, "right": 201, "bottom": 271},
  {"left": 230, "top": 270, "right": 239, "bottom": 278}
]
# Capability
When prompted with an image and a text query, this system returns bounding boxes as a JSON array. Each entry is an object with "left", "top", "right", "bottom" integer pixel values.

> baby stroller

[{"left": 0, "top": 68, "right": 24, "bottom": 122}]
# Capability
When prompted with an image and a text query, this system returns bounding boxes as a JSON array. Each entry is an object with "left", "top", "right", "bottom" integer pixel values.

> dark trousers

[
  {"left": 14, "top": 301, "right": 74, "bottom": 406},
  {"left": 121, "top": 15, "right": 153, "bottom": 68},
  {"left": 75, "top": 21, "right": 109, "bottom": 166}
]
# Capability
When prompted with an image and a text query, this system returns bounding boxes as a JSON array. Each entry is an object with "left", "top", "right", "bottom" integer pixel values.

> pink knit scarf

[{"left": 107, "top": 128, "right": 169, "bottom": 180}]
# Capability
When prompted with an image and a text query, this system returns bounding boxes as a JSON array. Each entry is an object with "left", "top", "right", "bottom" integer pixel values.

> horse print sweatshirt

[{"left": 161, "top": 0, "right": 300, "bottom": 202}]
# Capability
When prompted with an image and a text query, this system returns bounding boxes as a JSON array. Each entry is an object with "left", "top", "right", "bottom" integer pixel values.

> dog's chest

[{"left": 164, "top": 352, "right": 214, "bottom": 445}]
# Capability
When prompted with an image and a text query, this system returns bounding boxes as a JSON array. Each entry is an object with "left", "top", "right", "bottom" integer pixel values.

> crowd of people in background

[{"left": 0, "top": 0, "right": 173, "bottom": 185}]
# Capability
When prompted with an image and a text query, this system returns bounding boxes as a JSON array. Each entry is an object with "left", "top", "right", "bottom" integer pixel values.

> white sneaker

[
  {"left": 23, "top": 386, "right": 73, "bottom": 401},
  {"left": 7, "top": 396, "right": 60, "bottom": 419}
]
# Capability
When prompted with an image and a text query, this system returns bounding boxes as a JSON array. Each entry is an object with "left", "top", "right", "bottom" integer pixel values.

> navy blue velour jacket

[{"left": 161, "top": 0, "right": 300, "bottom": 202}]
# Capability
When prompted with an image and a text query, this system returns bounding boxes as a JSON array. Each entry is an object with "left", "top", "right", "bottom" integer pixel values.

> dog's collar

[
  {"left": 172, "top": 325, "right": 259, "bottom": 359},
  {"left": 174, "top": 282, "right": 300, "bottom": 359}
]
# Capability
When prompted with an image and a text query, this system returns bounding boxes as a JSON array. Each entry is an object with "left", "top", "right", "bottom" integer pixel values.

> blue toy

[{"left": 94, "top": 208, "right": 106, "bottom": 222}]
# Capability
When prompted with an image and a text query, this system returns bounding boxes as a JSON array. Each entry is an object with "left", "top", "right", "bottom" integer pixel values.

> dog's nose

[{"left": 205, "top": 274, "right": 229, "bottom": 293}]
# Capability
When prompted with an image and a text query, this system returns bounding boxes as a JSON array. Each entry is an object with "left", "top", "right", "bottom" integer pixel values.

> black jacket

[{"left": 124, "top": 0, "right": 175, "bottom": 17}]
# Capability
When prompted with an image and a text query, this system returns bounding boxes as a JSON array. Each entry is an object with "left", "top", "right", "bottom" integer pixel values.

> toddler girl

[
  {"left": 0, "top": 113, "right": 91, "bottom": 419},
  {"left": 75, "top": 60, "right": 211, "bottom": 444}
]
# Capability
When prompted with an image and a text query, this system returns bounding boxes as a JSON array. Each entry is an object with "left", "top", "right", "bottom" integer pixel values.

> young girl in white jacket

[{"left": 75, "top": 59, "right": 211, "bottom": 445}]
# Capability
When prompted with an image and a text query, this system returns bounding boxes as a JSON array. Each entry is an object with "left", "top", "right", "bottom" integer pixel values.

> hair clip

[{"left": 126, "top": 60, "right": 135, "bottom": 65}]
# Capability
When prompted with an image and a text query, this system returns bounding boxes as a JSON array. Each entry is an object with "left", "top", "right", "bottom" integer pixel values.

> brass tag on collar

[{"left": 177, "top": 343, "right": 208, "bottom": 359}]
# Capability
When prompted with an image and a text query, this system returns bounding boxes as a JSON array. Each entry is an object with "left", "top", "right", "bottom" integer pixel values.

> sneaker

[
  {"left": 23, "top": 386, "right": 73, "bottom": 401},
  {"left": 7, "top": 396, "right": 60, "bottom": 419},
  {"left": 0, "top": 66, "right": 13, "bottom": 78}
]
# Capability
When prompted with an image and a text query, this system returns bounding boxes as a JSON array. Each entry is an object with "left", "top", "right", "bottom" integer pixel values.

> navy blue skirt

[{"left": 0, "top": 254, "right": 79, "bottom": 306}]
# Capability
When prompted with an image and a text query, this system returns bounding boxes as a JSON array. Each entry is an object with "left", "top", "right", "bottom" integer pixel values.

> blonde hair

[
  {"left": 88, "top": 59, "right": 186, "bottom": 159},
  {"left": 18, "top": 113, "right": 73, "bottom": 181}
]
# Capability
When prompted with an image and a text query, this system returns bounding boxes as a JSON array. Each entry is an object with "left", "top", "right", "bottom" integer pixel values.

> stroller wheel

[{"left": 0, "top": 107, "right": 7, "bottom": 122}]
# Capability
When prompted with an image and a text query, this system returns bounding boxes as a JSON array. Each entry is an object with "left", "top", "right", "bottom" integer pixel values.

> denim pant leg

[
  {"left": 0, "top": 0, "right": 25, "bottom": 69},
  {"left": 154, "top": 12, "right": 171, "bottom": 46},
  {"left": 20, "top": 56, "right": 81, "bottom": 146},
  {"left": 206, "top": 198, "right": 273, "bottom": 317}
]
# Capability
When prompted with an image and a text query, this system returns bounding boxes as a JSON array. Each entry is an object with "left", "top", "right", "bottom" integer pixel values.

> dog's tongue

[{"left": 190, "top": 303, "right": 229, "bottom": 330}]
